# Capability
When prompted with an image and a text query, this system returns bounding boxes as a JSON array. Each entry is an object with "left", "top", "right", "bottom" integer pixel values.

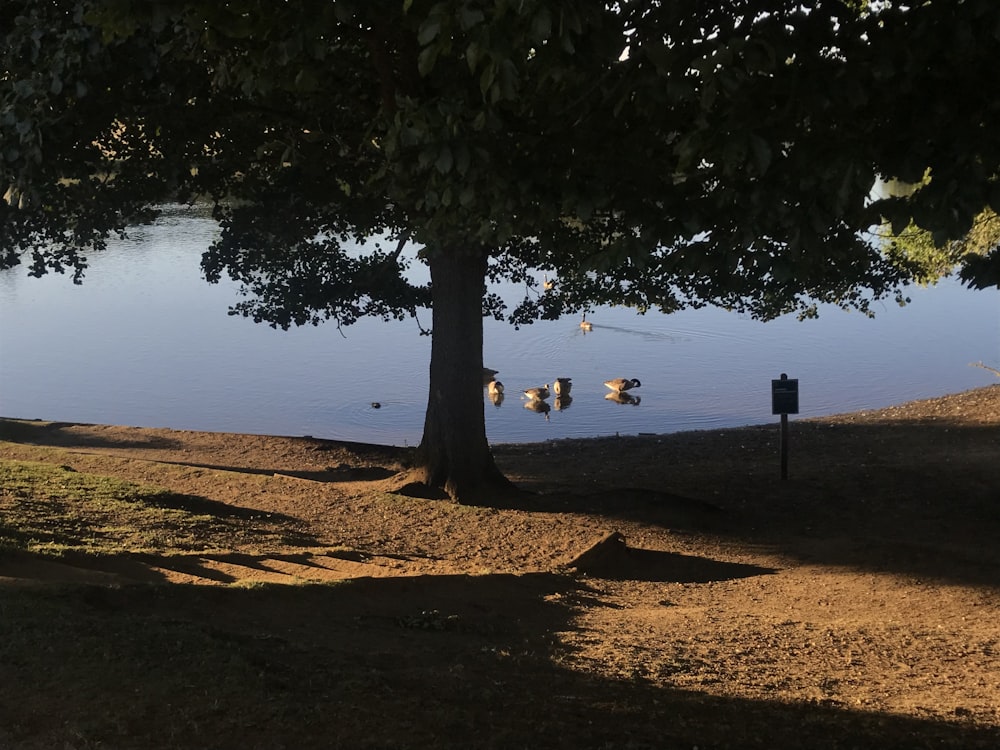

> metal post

[
  {"left": 772, "top": 373, "right": 797, "bottom": 481},
  {"left": 780, "top": 412, "right": 789, "bottom": 480}
]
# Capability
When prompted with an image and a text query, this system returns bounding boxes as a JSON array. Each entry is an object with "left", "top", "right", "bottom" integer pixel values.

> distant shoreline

[{"left": 2, "top": 383, "right": 997, "bottom": 450}]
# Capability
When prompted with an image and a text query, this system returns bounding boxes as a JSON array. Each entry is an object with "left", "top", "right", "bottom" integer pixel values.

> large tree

[{"left": 3, "top": 0, "right": 999, "bottom": 500}]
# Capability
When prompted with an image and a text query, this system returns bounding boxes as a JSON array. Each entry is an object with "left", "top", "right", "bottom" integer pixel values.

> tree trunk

[{"left": 413, "top": 245, "right": 512, "bottom": 502}]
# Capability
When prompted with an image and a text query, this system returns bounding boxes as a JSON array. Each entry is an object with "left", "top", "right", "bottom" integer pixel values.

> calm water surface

[{"left": 1, "top": 205, "right": 998, "bottom": 445}]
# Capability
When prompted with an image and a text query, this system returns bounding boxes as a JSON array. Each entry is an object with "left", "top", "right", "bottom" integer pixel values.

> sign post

[{"left": 771, "top": 374, "right": 799, "bottom": 480}]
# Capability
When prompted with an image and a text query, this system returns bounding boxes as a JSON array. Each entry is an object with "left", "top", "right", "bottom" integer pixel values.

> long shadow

[
  {"left": 0, "top": 417, "right": 402, "bottom": 482},
  {"left": 0, "top": 549, "right": 171, "bottom": 585},
  {"left": 124, "top": 459, "right": 398, "bottom": 483},
  {"left": 491, "top": 415, "right": 1000, "bottom": 588},
  {"left": 1, "top": 491, "right": 316, "bottom": 566},
  {"left": 0, "top": 418, "right": 183, "bottom": 451},
  {"left": 134, "top": 489, "right": 303, "bottom": 523},
  {"left": 567, "top": 532, "right": 778, "bottom": 583},
  {"left": 1, "top": 573, "right": 996, "bottom": 749},
  {"left": 505, "top": 485, "right": 729, "bottom": 531}
]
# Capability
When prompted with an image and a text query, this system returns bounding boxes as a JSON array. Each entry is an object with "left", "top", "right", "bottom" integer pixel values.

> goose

[
  {"left": 523, "top": 384, "right": 550, "bottom": 400},
  {"left": 604, "top": 377, "right": 641, "bottom": 393},
  {"left": 488, "top": 379, "right": 504, "bottom": 397},
  {"left": 553, "top": 377, "right": 572, "bottom": 396},
  {"left": 482, "top": 367, "right": 499, "bottom": 385},
  {"left": 580, "top": 313, "right": 593, "bottom": 332}
]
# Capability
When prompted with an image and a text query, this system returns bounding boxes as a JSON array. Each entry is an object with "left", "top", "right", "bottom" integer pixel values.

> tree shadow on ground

[
  {"left": 565, "top": 531, "right": 778, "bottom": 583},
  {"left": 126, "top": 459, "right": 399, "bottom": 483},
  {"left": 0, "top": 417, "right": 406, "bottom": 481},
  {"left": 0, "top": 418, "right": 183, "bottom": 451},
  {"left": 0, "top": 485, "right": 314, "bottom": 555},
  {"left": 494, "top": 485, "right": 730, "bottom": 531},
  {"left": 1, "top": 573, "right": 996, "bottom": 749},
  {"left": 492, "top": 417, "right": 1000, "bottom": 588},
  {"left": 135, "top": 488, "right": 305, "bottom": 523},
  {"left": 0, "top": 549, "right": 170, "bottom": 585}
]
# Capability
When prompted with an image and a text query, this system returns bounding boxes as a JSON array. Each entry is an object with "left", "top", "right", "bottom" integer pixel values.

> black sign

[{"left": 771, "top": 375, "right": 799, "bottom": 415}]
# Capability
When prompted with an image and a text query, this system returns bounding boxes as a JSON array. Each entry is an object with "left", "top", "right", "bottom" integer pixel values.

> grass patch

[{"left": 0, "top": 459, "right": 281, "bottom": 555}]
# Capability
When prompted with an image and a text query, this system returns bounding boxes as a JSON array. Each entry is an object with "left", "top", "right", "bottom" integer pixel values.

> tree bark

[{"left": 414, "top": 245, "right": 512, "bottom": 502}]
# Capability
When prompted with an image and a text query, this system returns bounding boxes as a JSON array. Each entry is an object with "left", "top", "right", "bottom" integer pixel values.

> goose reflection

[
  {"left": 523, "top": 399, "right": 552, "bottom": 419},
  {"left": 605, "top": 391, "right": 641, "bottom": 406},
  {"left": 554, "top": 395, "right": 573, "bottom": 411}
]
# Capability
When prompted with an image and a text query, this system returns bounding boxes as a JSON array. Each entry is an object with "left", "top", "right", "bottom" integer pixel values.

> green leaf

[
  {"left": 531, "top": 8, "right": 552, "bottom": 43},
  {"left": 749, "top": 135, "right": 771, "bottom": 175},
  {"left": 479, "top": 61, "right": 497, "bottom": 98},
  {"left": 454, "top": 142, "right": 470, "bottom": 174},
  {"left": 988, "top": 183, "right": 1000, "bottom": 216},
  {"left": 465, "top": 42, "right": 483, "bottom": 73},
  {"left": 417, "top": 18, "right": 442, "bottom": 46},
  {"left": 294, "top": 68, "right": 318, "bottom": 92},
  {"left": 498, "top": 59, "right": 518, "bottom": 100},
  {"left": 334, "top": 2, "right": 357, "bottom": 22},
  {"left": 643, "top": 43, "right": 671, "bottom": 72},
  {"left": 418, "top": 45, "right": 439, "bottom": 76},
  {"left": 459, "top": 7, "right": 484, "bottom": 31},
  {"left": 435, "top": 145, "right": 453, "bottom": 174}
]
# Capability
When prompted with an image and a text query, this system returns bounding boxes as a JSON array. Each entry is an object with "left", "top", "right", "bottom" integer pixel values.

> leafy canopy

[{"left": 3, "top": 0, "right": 999, "bottom": 328}]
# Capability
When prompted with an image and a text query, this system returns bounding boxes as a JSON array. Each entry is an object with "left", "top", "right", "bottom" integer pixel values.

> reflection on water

[
  {"left": 1, "top": 205, "right": 998, "bottom": 445},
  {"left": 554, "top": 395, "right": 573, "bottom": 411},
  {"left": 605, "top": 391, "right": 642, "bottom": 406},
  {"left": 522, "top": 399, "right": 551, "bottom": 418}
]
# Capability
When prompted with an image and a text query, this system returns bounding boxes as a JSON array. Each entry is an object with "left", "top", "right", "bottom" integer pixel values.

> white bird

[
  {"left": 488, "top": 379, "right": 504, "bottom": 397},
  {"left": 580, "top": 313, "right": 593, "bottom": 332},
  {"left": 604, "top": 378, "right": 641, "bottom": 393},
  {"left": 523, "top": 384, "right": 550, "bottom": 400},
  {"left": 553, "top": 377, "right": 572, "bottom": 396}
]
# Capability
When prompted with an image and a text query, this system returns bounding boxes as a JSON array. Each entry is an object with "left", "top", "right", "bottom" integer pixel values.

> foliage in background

[{"left": 882, "top": 208, "right": 1000, "bottom": 286}]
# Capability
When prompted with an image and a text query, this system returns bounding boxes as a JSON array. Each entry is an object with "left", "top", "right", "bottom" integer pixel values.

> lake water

[{"left": 1, "top": 204, "right": 998, "bottom": 446}]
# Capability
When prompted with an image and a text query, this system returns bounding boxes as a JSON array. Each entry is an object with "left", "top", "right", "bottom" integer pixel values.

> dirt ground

[{"left": 1, "top": 385, "right": 999, "bottom": 749}]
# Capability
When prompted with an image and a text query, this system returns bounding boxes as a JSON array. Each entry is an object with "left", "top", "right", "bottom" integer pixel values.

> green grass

[{"left": 0, "top": 459, "right": 256, "bottom": 555}]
